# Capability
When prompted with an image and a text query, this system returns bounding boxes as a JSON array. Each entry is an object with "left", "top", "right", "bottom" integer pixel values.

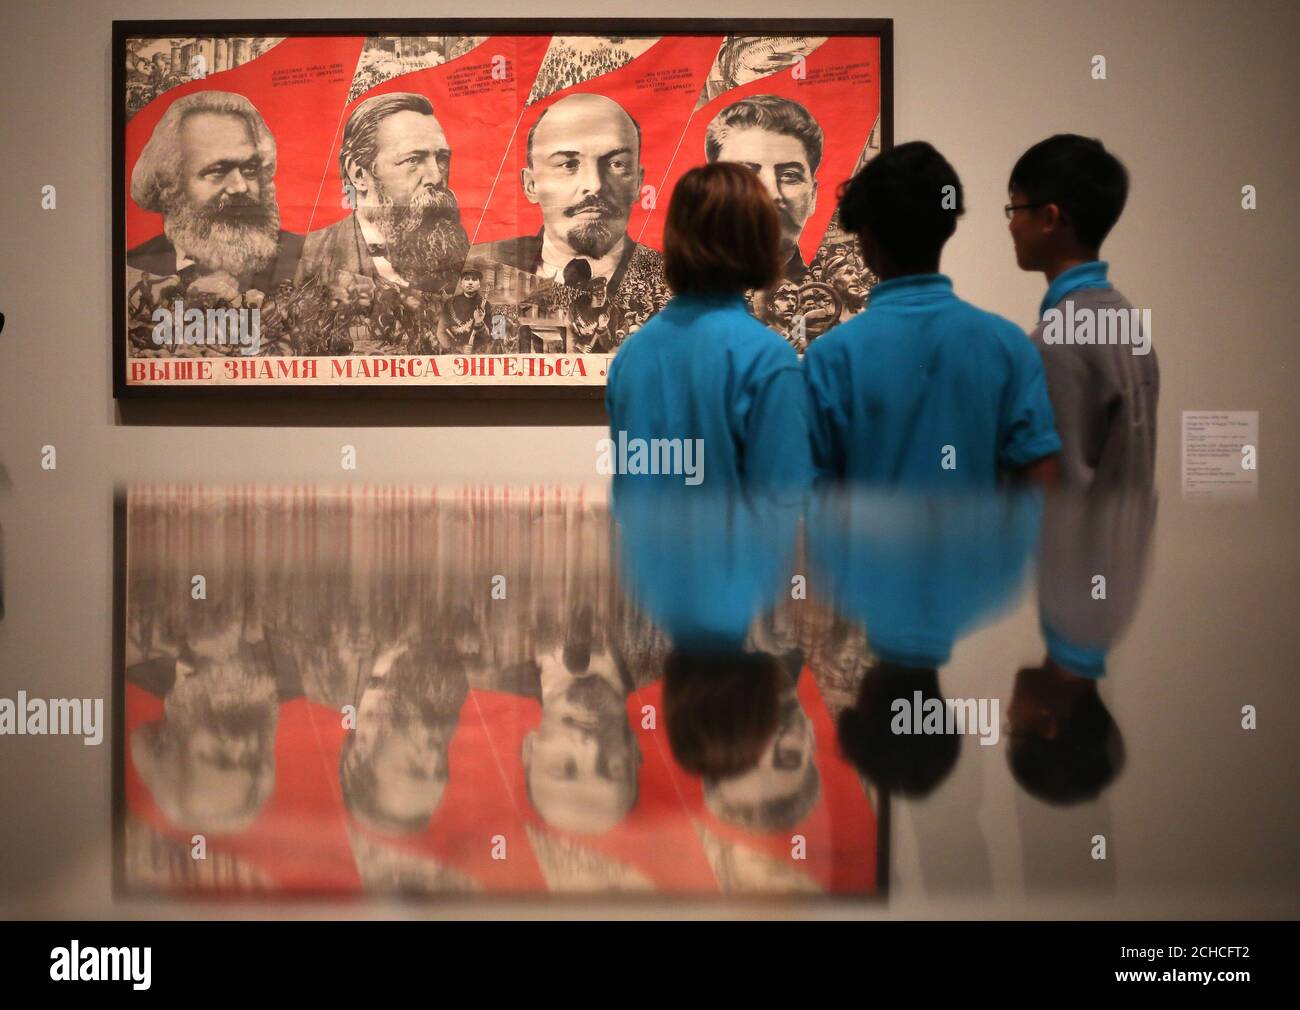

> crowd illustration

[{"left": 527, "top": 38, "right": 645, "bottom": 105}]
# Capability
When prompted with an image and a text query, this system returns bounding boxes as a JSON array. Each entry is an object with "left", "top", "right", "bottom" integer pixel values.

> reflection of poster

[
  {"left": 114, "top": 21, "right": 892, "bottom": 394},
  {"left": 116, "top": 484, "right": 880, "bottom": 897}
]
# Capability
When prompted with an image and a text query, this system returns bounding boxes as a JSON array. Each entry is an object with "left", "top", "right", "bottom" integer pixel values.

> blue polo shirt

[
  {"left": 808, "top": 489, "right": 1043, "bottom": 669},
  {"left": 613, "top": 486, "right": 798, "bottom": 652},
  {"left": 605, "top": 291, "right": 814, "bottom": 495},
  {"left": 804, "top": 274, "right": 1061, "bottom": 488}
]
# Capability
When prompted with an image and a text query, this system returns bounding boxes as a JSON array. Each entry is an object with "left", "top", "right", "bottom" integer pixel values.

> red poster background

[{"left": 642, "top": 35, "right": 882, "bottom": 259}]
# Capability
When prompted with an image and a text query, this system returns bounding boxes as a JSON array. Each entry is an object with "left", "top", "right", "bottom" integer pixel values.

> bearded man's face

[
  {"left": 358, "top": 110, "right": 470, "bottom": 293},
  {"left": 163, "top": 111, "right": 282, "bottom": 279}
]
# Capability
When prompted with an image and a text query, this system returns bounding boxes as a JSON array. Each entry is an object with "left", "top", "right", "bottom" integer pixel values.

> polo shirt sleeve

[
  {"left": 998, "top": 328, "right": 1062, "bottom": 470},
  {"left": 741, "top": 342, "right": 815, "bottom": 494},
  {"left": 1032, "top": 328, "right": 1106, "bottom": 487},
  {"left": 803, "top": 339, "right": 850, "bottom": 480}
]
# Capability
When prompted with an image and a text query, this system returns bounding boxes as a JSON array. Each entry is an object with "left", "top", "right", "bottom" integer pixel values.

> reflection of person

[
  {"left": 1006, "top": 663, "right": 1124, "bottom": 805},
  {"left": 339, "top": 641, "right": 469, "bottom": 835},
  {"left": 1007, "top": 135, "right": 1158, "bottom": 491},
  {"left": 838, "top": 663, "right": 959, "bottom": 799},
  {"left": 128, "top": 641, "right": 281, "bottom": 834},
  {"left": 1008, "top": 487, "right": 1154, "bottom": 804},
  {"left": 129, "top": 90, "right": 302, "bottom": 292},
  {"left": 522, "top": 625, "right": 644, "bottom": 834},
  {"left": 471, "top": 93, "right": 667, "bottom": 302},
  {"left": 663, "top": 652, "right": 781, "bottom": 780},
  {"left": 613, "top": 486, "right": 801, "bottom": 781},
  {"left": 703, "top": 680, "right": 821, "bottom": 832},
  {"left": 805, "top": 142, "right": 1062, "bottom": 488},
  {"left": 606, "top": 162, "right": 813, "bottom": 495},
  {"left": 297, "top": 92, "right": 470, "bottom": 294},
  {"left": 813, "top": 489, "right": 1044, "bottom": 796},
  {"left": 705, "top": 95, "right": 822, "bottom": 282}
]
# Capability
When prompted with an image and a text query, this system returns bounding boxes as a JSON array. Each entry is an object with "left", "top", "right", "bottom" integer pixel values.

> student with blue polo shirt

[
  {"left": 804, "top": 142, "right": 1061, "bottom": 488},
  {"left": 613, "top": 485, "right": 799, "bottom": 780},
  {"left": 1007, "top": 135, "right": 1159, "bottom": 491},
  {"left": 605, "top": 162, "right": 813, "bottom": 495},
  {"left": 812, "top": 486, "right": 1044, "bottom": 796}
]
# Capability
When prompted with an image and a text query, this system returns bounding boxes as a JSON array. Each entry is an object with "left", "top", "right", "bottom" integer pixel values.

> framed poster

[{"left": 114, "top": 19, "right": 893, "bottom": 398}]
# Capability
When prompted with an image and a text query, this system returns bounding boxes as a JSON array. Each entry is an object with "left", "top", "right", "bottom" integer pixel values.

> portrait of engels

[
  {"left": 128, "top": 90, "right": 303, "bottom": 293},
  {"left": 296, "top": 91, "right": 472, "bottom": 295},
  {"left": 470, "top": 93, "right": 666, "bottom": 300}
]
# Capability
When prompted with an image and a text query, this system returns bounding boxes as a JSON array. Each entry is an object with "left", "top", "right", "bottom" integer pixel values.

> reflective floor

[
  {"left": 118, "top": 485, "right": 879, "bottom": 897},
  {"left": 1, "top": 479, "right": 1296, "bottom": 916}
]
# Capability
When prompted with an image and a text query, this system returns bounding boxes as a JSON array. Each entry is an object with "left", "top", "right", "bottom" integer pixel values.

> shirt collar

[
  {"left": 866, "top": 272, "right": 955, "bottom": 308},
  {"left": 669, "top": 290, "right": 748, "bottom": 310},
  {"left": 1039, "top": 260, "right": 1112, "bottom": 318},
  {"left": 539, "top": 229, "right": 627, "bottom": 282}
]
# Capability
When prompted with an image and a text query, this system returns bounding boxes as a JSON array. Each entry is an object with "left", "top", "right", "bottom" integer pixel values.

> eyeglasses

[{"left": 1004, "top": 201, "right": 1050, "bottom": 219}]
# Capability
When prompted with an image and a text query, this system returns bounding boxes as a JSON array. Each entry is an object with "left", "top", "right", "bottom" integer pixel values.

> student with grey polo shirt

[{"left": 1007, "top": 135, "right": 1159, "bottom": 491}]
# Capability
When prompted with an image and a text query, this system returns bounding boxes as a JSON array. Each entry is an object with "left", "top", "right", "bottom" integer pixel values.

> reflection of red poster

[
  {"left": 475, "top": 36, "right": 721, "bottom": 247},
  {"left": 125, "top": 686, "right": 362, "bottom": 892},
  {"left": 664, "top": 671, "right": 878, "bottom": 894},
  {"left": 126, "top": 36, "right": 367, "bottom": 245},
  {"left": 645, "top": 36, "right": 882, "bottom": 259},
  {"left": 345, "top": 690, "right": 547, "bottom": 892},
  {"left": 481, "top": 689, "right": 718, "bottom": 892}
]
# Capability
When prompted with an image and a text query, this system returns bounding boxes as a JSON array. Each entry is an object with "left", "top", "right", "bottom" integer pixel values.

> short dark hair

[
  {"left": 663, "top": 650, "right": 782, "bottom": 779},
  {"left": 837, "top": 141, "right": 964, "bottom": 273},
  {"left": 663, "top": 162, "right": 783, "bottom": 295},
  {"left": 705, "top": 94, "right": 824, "bottom": 174},
  {"left": 1008, "top": 667, "right": 1125, "bottom": 804},
  {"left": 339, "top": 92, "right": 435, "bottom": 182},
  {"left": 1009, "top": 134, "right": 1129, "bottom": 251},
  {"left": 836, "top": 662, "right": 960, "bottom": 797}
]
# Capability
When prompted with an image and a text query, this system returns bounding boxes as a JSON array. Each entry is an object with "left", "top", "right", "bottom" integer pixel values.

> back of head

[
  {"left": 663, "top": 649, "right": 782, "bottom": 779},
  {"left": 663, "top": 162, "right": 783, "bottom": 296},
  {"left": 1008, "top": 665, "right": 1125, "bottom": 804},
  {"left": 837, "top": 661, "right": 960, "bottom": 797},
  {"left": 1009, "top": 134, "right": 1129, "bottom": 252},
  {"left": 837, "top": 141, "right": 964, "bottom": 274}
]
